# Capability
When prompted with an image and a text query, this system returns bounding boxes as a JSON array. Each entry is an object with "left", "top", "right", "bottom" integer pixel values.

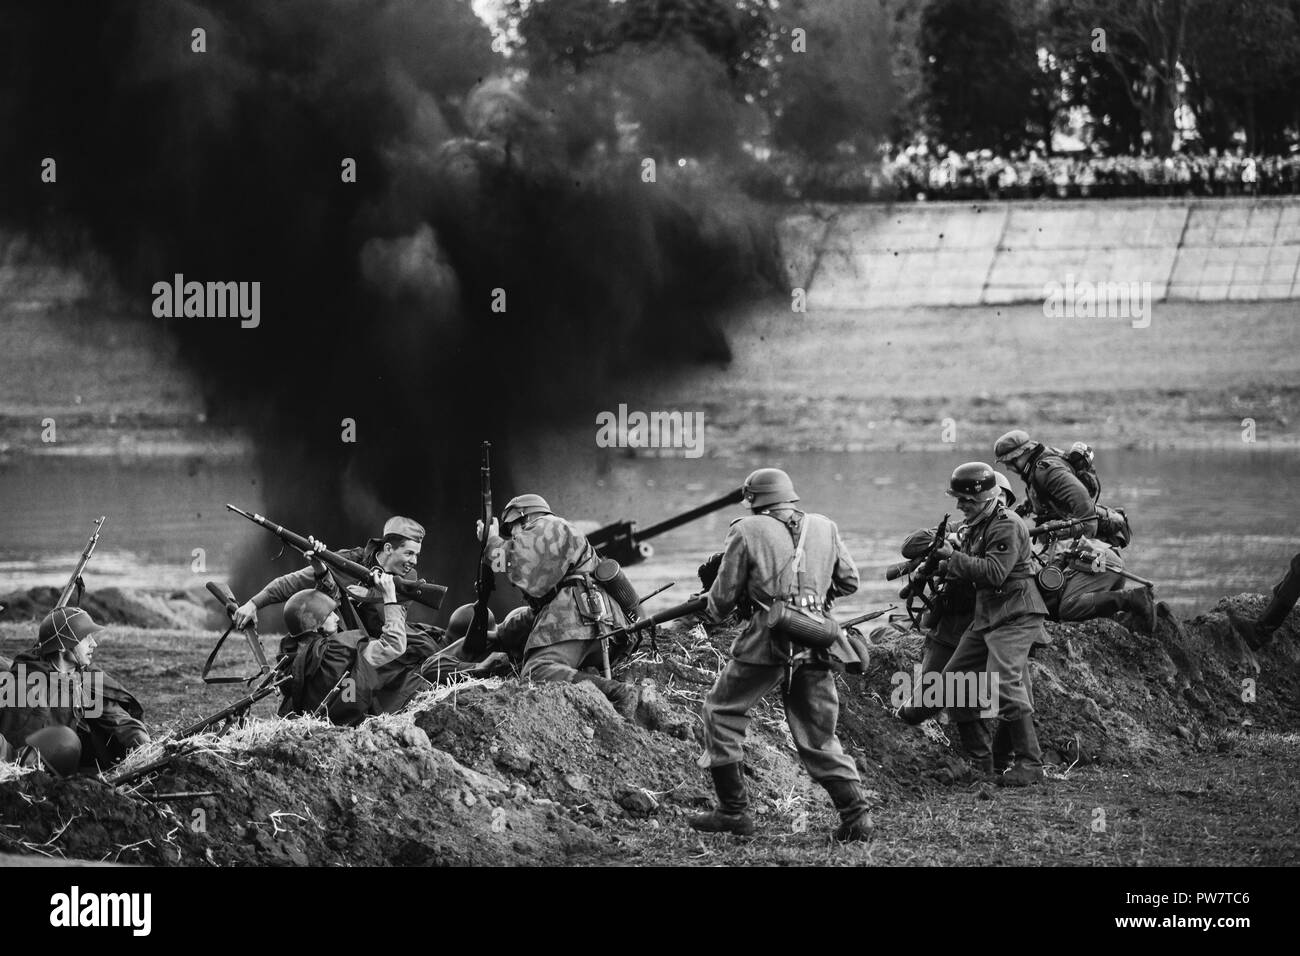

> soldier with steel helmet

[
  {"left": 928, "top": 461, "right": 1049, "bottom": 786},
  {"left": 275, "top": 565, "right": 428, "bottom": 724},
  {"left": 478, "top": 494, "right": 641, "bottom": 719},
  {"left": 690, "top": 467, "right": 873, "bottom": 842},
  {"left": 0, "top": 607, "right": 149, "bottom": 773},
  {"left": 997, "top": 429, "right": 1155, "bottom": 634}
]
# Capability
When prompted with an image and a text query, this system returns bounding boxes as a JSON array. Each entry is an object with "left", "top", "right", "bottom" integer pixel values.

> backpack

[{"left": 1056, "top": 442, "right": 1101, "bottom": 502}]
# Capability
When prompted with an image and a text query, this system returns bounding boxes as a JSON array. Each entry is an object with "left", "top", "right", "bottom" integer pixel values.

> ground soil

[{"left": 0, "top": 591, "right": 1295, "bottom": 866}]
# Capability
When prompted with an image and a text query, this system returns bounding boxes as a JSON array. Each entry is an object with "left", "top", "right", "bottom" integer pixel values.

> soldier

[
  {"left": 931, "top": 462, "right": 1049, "bottom": 787},
  {"left": 233, "top": 516, "right": 437, "bottom": 647},
  {"left": 1228, "top": 552, "right": 1300, "bottom": 650},
  {"left": 276, "top": 569, "right": 428, "bottom": 724},
  {"left": 478, "top": 494, "right": 640, "bottom": 718},
  {"left": 0, "top": 607, "right": 149, "bottom": 773},
  {"left": 995, "top": 429, "right": 1155, "bottom": 634},
  {"left": 690, "top": 468, "right": 873, "bottom": 842}
]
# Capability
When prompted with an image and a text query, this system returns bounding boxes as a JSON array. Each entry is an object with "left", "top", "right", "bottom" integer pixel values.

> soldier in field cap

[{"left": 234, "top": 514, "right": 433, "bottom": 649}]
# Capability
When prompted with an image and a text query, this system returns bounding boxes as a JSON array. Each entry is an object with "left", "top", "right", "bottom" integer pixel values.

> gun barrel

[
  {"left": 634, "top": 488, "right": 745, "bottom": 541},
  {"left": 841, "top": 605, "right": 897, "bottom": 629}
]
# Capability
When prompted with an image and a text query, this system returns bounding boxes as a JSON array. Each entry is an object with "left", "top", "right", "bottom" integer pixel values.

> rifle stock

[
  {"left": 226, "top": 504, "right": 447, "bottom": 611},
  {"left": 56, "top": 516, "right": 106, "bottom": 609}
]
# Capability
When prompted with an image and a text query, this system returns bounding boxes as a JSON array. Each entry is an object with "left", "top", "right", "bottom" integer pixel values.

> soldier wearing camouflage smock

[
  {"left": 480, "top": 495, "right": 640, "bottom": 718},
  {"left": 931, "top": 462, "right": 1049, "bottom": 786},
  {"left": 996, "top": 429, "right": 1155, "bottom": 634},
  {"left": 690, "top": 468, "right": 873, "bottom": 842}
]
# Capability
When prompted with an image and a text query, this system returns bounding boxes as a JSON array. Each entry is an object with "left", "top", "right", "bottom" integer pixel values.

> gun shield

[
  {"left": 766, "top": 601, "right": 843, "bottom": 650},
  {"left": 593, "top": 557, "right": 641, "bottom": 619}
]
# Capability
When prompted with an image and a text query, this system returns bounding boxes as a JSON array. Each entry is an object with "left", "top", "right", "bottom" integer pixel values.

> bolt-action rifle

[{"left": 55, "top": 516, "right": 106, "bottom": 609}]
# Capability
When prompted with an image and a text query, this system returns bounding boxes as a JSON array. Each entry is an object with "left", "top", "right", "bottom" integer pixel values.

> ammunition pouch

[
  {"left": 766, "top": 598, "right": 844, "bottom": 651},
  {"left": 593, "top": 557, "right": 641, "bottom": 620}
]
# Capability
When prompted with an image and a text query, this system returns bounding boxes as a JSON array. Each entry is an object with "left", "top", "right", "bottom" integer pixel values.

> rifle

[
  {"left": 898, "top": 513, "right": 950, "bottom": 628},
  {"left": 56, "top": 516, "right": 106, "bottom": 609},
  {"left": 226, "top": 504, "right": 448, "bottom": 612},
  {"left": 1029, "top": 515, "right": 1098, "bottom": 541},
  {"left": 463, "top": 441, "right": 495, "bottom": 659},
  {"left": 587, "top": 488, "right": 745, "bottom": 567},
  {"left": 1058, "top": 537, "right": 1154, "bottom": 588},
  {"left": 201, "top": 581, "right": 271, "bottom": 684},
  {"left": 107, "top": 663, "right": 290, "bottom": 788},
  {"left": 840, "top": 605, "right": 898, "bottom": 630}
]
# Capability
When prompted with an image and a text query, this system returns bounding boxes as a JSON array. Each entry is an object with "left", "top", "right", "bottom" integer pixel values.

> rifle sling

[{"left": 201, "top": 624, "right": 269, "bottom": 684}]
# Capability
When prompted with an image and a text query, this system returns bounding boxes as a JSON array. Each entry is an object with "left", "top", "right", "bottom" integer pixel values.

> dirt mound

[
  {"left": 0, "top": 586, "right": 215, "bottom": 631},
  {"left": 0, "top": 594, "right": 1294, "bottom": 865}
]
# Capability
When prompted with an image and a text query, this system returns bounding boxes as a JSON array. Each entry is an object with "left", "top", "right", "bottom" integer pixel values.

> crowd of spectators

[{"left": 882, "top": 146, "right": 1300, "bottom": 200}]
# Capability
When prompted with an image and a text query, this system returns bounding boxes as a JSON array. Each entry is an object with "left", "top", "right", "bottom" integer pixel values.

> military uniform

[
  {"left": 1020, "top": 452, "right": 1098, "bottom": 536},
  {"left": 278, "top": 603, "right": 426, "bottom": 725},
  {"left": 484, "top": 513, "right": 636, "bottom": 710},
  {"left": 700, "top": 507, "right": 861, "bottom": 783},
  {"left": 0, "top": 651, "right": 148, "bottom": 771},
  {"left": 941, "top": 503, "right": 1048, "bottom": 782},
  {"left": 251, "top": 539, "right": 442, "bottom": 657}
]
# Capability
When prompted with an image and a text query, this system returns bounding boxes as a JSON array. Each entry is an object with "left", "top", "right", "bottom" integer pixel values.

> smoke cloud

[{"left": 0, "top": 0, "right": 777, "bottom": 608}]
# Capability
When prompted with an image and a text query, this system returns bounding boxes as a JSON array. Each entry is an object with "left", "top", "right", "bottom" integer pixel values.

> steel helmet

[
  {"left": 445, "top": 602, "right": 498, "bottom": 643},
  {"left": 284, "top": 589, "right": 339, "bottom": 637},
  {"left": 994, "top": 471, "right": 1017, "bottom": 506},
  {"left": 742, "top": 468, "right": 799, "bottom": 509},
  {"left": 947, "top": 462, "right": 999, "bottom": 500},
  {"left": 20, "top": 725, "right": 82, "bottom": 777},
  {"left": 36, "top": 607, "right": 104, "bottom": 654},
  {"left": 994, "top": 429, "right": 1034, "bottom": 463},
  {"left": 501, "top": 494, "right": 552, "bottom": 526}
]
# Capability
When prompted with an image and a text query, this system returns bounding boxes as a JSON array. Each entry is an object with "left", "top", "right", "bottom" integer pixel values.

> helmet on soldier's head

[
  {"left": 947, "top": 462, "right": 999, "bottom": 500},
  {"left": 284, "top": 589, "right": 338, "bottom": 637},
  {"left": 445, "top": 602, "right": 498, "bottom": 643},
  {"left": 501, "top": 494, "right": 552, "bottom": 527},
  {"left": 742, "top": 468, "right": 799, "bottom": 509},
  {"left": 36, "top": 607, "right": 104, "bottom": 655},
  {"left": 993, "top": 471, "right": 1017, "bottom": 507},
  {"left": 994, "top": 429, "right": 1034, "bottom": 463}
]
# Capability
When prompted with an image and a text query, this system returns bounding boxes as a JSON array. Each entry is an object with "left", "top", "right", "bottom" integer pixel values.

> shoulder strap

[{"left": 763, "top": 510, "right": 812, "bottom": 599}]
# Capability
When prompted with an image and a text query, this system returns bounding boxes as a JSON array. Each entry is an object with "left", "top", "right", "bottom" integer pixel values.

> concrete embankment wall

[{"left": 781, "top": 197, "right": 1300, "bottom": 309}]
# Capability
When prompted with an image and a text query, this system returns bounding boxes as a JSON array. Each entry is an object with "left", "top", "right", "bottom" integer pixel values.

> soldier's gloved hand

[
  {"left": 697, "top": 551, "right": 724, "bottom": 590},
  {"left": 233, "top": 600, "right": 258, "bottom": 629},
  {"left": 1015, "top": 501, "right": 1033, "bottom": 517},
  {"left": 476, "top": 518, "right": 500, "bottom": 542}
]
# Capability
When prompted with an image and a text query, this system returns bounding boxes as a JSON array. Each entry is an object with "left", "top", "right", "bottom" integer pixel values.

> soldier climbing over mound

[
  {"left": 1228, "top": 551, "right": 1300, "bottom": 650},
  {"left": 478, "top": 494, "right": 642, "bottom": 718}
]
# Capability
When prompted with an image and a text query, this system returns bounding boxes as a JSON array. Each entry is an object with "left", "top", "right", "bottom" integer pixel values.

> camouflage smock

[{"left": 486, "top": 514, "right": 631, "bottom": 653}]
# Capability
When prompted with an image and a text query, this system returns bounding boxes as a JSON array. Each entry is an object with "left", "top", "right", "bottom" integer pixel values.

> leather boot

[
  {"left": 573, "top": 673, "right": 639, "bottom": 721},
  {"left": 956, "top": 720, "right": 994, "bottom": 777},
  {"left": 689, "top": 763, "right": 756, "bottom": 836},
  {"left": 899, "top": 703, "right": 939, "bottom": 726},
  {"left": 992, "top": 719, "right": 1014, "bottom": 773},
  {"left": 823, "top": 779, "right": 874, "bottom": 842},
  {"left": 1226, "top": 609, "right": 1272, "bottom": 651},
  {"left": 1117, "top": 587, "right": 1157, "bottom": 636},
  {"left": 1230, "top": 553, "right": 1300, "bottom": 649},
  {"left": 998, "top": 714, "right": 1044, "bottom": 787}
]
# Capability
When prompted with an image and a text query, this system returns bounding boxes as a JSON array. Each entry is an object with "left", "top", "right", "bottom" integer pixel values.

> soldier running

[
  {"left": 690, "top": 468, "right": 873, "bottom": 842},
  {"left": 930, "top": 462, "right": 1049, "bottom": 787}
]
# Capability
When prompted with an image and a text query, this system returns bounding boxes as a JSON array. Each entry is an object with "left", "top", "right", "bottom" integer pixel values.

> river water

[{"left": 1, "top": 449, "right": 1296, "bottom": 619}]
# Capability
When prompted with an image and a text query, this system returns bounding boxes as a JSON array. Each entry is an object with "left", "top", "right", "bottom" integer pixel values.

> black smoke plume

[{"left": 0, "top": 0, "right": 776, "bottom": 609}]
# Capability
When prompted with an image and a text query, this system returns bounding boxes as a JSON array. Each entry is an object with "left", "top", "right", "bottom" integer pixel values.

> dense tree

[{"left": 919, "top": 0, "right": 1044, "bottom": 152}]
